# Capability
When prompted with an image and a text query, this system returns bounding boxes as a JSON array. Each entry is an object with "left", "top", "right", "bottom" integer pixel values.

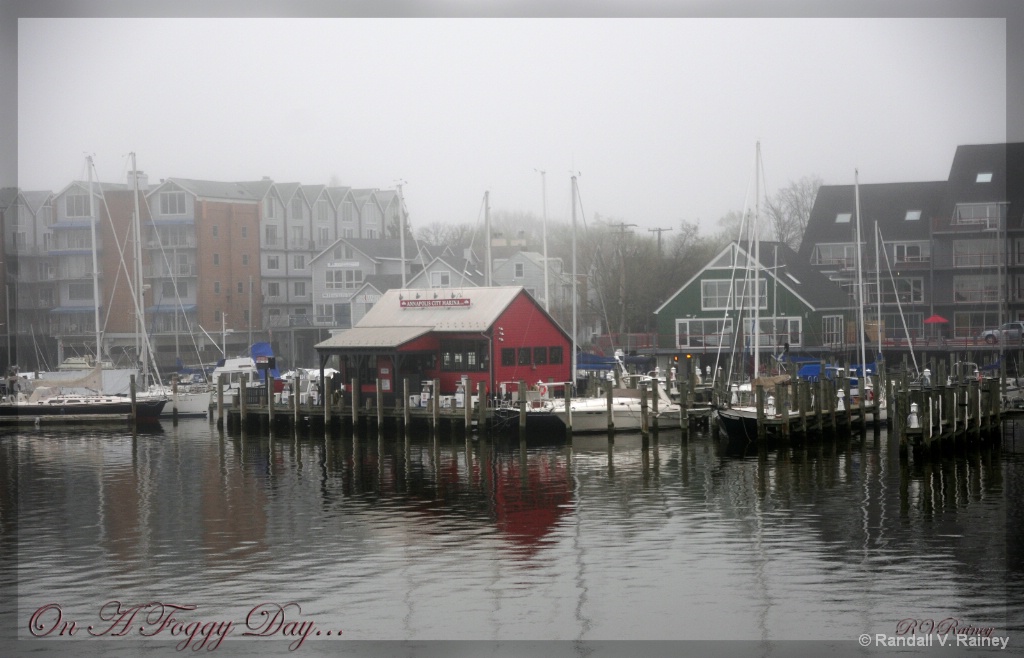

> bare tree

[{"left": 764, "top": 175, "right": 822, "bottom": 251}]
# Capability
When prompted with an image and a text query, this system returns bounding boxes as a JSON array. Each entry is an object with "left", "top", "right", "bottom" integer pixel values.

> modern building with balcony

[{"left": 798, "top": 142, "right": 1023, "bottom": 357}]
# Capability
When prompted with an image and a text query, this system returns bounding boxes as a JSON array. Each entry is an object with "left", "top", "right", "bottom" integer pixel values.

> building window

[
  {"left": 953, "top": 240, "right": 1001, "bottom": 268},
  {"left": 160, "top": 191, "right": 186, "bottom": 215},
  {"left": 265, "top": 225, "right": 279, "bottom": 246},
  {"left": 872, "top": 277, "right": 924, "bottom": 305},
  {"left": 976, "top": 172, "right": 993, "bottom": 183},
  {"left": 267, "top": 282, "right": 280, "bottom": 297},
  {"left": 953, "top": 274, "right": 1001, "bottom": 303},
  {"left": 291, "top": 198, "right": 303, "bottom": 219},
  {"left": 268, "top": 255, "right": 280, "bottom": 270},
  {"left": 904, "top": 210, "right": 921, "bottom": 221},
  {"left": 518, "top": 348, "right": 531, "bottom": 365},
  {"left": 501, "top": 348, "right": 515, "bottom": 366},
  {"left": 441, "top": 340, "right": 488, "bottom": 371},
  {"left": 822, "top": 315, "right": 843, "bottom": 346},
  {"left": 515, "top": 263, "right": 525, "bottom": 278},
  {"left": 318, "top": 227, "right": 329, "bottom": 245},
  {"left": 65, "top": 194, "right": 90, "bottom": 217},
  {"left": 242, "top": 254, "right": 249, "bottom": 265},
  {"left": 241, "top": 226, "right": 248, "bottom": 238},
  {"left": 293, "top": 254, "right": 305, "bottom": 270},
  {"left": 162, "top": 281, "right": 187, "bottom": 297},
  {"left": 549, "top": 346, "right": 563, "bottom": 364},
  {"left": 68, "top": 282, "right": 93, "bottom": 300},
  {"left": 212, "top": 225, "right": 219, "bottom": 237},
  {"left": 835, "top": 212, "right": 851, "bottom": 223},
  {"left": 810, "top": 243, "right": 857, "bottom": 267},
  {"left": 317, "top": 199, "right": 329, "bottom": 221},
  {"left": 430, "top": 271, "right": 451, "bottom": 287},
  {"left": 701, "top": 279, "right": 766, "bottom": 311},
  {"left": 675, "top": 318, "right": 734, "bottom": 348},
  {"left": 892, "top": 242, "right": 929, "bottom": 263},
  {"left": 264, "top": 197, "right": 275, "bottom": 219},
  {"left": 533, "top": 347, "right": 547, "bottom": 365},
  {"left": 294, "top": 282, "right": 306, "bottom": 296},
  {"left": 213, "top": 253, "right": 220, "bottom": 266},
  {"left": 954, "top": 203, "right": 1003, "bottom": 228},
  {"left": 214, "top": 281, "right": 221, "bottom": 294}
]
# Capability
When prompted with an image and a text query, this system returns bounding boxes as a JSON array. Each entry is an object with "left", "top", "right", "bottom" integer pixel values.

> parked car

[{"left": 979, "top": 321, "right": 1024, "bottom": 344}]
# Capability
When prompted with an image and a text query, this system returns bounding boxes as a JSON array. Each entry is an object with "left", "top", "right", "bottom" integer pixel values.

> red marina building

[{"left": 314, "top": 286, "right": 571, "bottom": 403}]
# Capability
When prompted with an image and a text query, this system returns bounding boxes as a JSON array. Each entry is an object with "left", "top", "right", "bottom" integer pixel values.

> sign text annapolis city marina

[{"left": 400, "top": 298, "right": 471, "bottom": 308}]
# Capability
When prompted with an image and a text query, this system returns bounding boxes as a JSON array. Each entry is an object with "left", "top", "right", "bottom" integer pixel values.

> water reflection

[{"left": 3, "top": 420, "right": 1022, "bottom": 646}]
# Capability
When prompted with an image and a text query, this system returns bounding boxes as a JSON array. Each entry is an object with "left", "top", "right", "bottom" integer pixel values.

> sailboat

[
  {"left": 715, "top": 143, "right": 799, "bottom": 441},
  {"left": 1, "top": 156, "right": 166, "bottom": 424}
]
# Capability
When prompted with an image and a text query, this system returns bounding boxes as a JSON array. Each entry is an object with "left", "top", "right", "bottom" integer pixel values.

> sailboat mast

[
  {"left": 854, "top": 170, "right": 867, "bottom": 377},
  {"left": 752, "top": 142, "right": 761, "bottom": 379},
  {"left": 874, "top": 221, "right": 882, "bottom": 360},
  {"left": 484, "top": 191, "right": 492, "bottom": 287},
  {"left": 571, "top": 175, "right": 578, "bottom": 390},
  {"left": 87, "top": 156, "right": 102, "bottom": 362},
  {"left": 131, "top": 152, "right": 148, "bottom": 386},
  {"left": 540, "top": 170, "right": 550, "bottom": 312}
]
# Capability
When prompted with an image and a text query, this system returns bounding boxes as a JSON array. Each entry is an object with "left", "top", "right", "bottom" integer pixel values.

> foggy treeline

[{"left": 413, "top": 176, "right": 822, "bottom": 337}]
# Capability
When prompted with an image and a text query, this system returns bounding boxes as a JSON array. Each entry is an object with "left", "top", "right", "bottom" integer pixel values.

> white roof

[{"left": 315, "top": 287, "right": 525, "bottom": 350}]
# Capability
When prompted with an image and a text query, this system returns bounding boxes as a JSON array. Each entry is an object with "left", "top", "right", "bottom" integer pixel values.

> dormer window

[
  {"left": 835, "top": 213, "right": 851, "bottom": 223},
  {"left": 905, "top": 210, "right": 921, "bottom": 221},
  {"left": 976, "top": 172, "right": 993, "bottom": 183}
]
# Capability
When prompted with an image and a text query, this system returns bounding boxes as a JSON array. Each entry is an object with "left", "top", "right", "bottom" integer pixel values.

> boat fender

[{"left": 539, "top": 384, "right": 547, "bottom": 397}]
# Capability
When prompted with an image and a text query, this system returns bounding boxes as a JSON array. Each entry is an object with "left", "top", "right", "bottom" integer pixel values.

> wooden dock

[{"left": 217, "top": 374, "right": 714, "bottom": 438}]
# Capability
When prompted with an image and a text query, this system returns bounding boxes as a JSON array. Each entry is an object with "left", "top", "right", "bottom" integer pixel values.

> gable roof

[
  {"left": 316, "top": 286, "right": 558, "bottom": 349},
  {"left": 655, "top": 240, "right": 849, "bottom": 315}
]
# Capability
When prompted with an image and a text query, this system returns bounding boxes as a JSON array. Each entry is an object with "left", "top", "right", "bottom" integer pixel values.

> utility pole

[{"left": 648, "top": 227, "right": 672, "bottom": 255}]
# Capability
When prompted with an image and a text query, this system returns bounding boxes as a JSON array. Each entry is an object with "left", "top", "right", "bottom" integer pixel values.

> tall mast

[
  {"left": 854, "top": 170, "right": 867, "bottom": 376},
  {"left": 397, "top": 181, "right": 407, "bottom": 288},
  {"left": 539, "top": 170, "right": 550, "bottom": 312},
  {"left": 571, "top": 176, "right": 578, "bottom": 389},
  {"left": 752, "top": 142, "right": 761, "bottom": 379},
  {"left": 484, "top": 191, "right": 492, "bottom": 287},
  {"left": 131, "top": 152, "right": 148, "bottom": 385},
  {"left": 87, "top": 156, "right": 102, "bottom": 362},
  {"left": 874, "top": 220, "right": 882, "bottom": 360}
]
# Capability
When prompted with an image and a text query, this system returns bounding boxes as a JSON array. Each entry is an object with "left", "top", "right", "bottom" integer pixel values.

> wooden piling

[
  {"left": 216, "top": 373, "right": 225, "bottom": 428},
  {"left": 606, "top": 382, "right": 614, "bottom": 431},
  {"left": 130, "top": 374, "right": 137, "bottom": 426},
  {"left": 518, "top": 380, "right": 527, "bottom": 432},
  {"left": 755, "top": 385, "right": 765, "bottom": 441},
  {"left": 640, "top": 381, "right": 649, "bottom": 436},
  {"left": 351, "top": 377, "right": 359, "bottom": 428},
  {"left": 239, "top": 373, "right": 249, "bottom": 429},
  {"left": 477, "top": 382, "right": 487, "bottom": 433},
  {"left": 432, "top": 378, "right": 440, "bottom": 430}
]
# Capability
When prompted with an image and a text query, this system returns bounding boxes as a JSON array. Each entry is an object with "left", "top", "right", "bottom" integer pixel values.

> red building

[{"left": 314, "top": 286, "right": 571, "bottom": 400}]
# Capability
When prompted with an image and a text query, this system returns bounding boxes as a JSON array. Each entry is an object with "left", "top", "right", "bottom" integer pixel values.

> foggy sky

[{"left": 9, "top": 7, "right": 1016, "bottom": 236}]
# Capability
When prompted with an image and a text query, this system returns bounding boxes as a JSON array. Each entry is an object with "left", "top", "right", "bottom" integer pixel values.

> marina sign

[{"left": 400, "top": 298, "right": 471, "bottom": 309}]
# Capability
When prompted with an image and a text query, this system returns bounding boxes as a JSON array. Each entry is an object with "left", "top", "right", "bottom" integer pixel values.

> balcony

[
  {"left": 145, "top": 264, "right": 198, "bottom": 278},
  {"left": 932, "top": 214, "right": 1005, "bottom": 234}
]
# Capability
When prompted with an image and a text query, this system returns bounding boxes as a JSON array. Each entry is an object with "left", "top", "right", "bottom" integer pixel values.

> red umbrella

[{"left": 924, "top": 314, "right": 948, "bottom": 324}]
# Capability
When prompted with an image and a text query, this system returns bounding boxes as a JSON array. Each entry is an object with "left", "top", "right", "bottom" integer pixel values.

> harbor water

[{"left": 2, "top": 419, "right": 1023, "bottom": 656}]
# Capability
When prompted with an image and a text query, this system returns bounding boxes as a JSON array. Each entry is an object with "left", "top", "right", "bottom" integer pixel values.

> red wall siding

[
  {"left": 492, "top": 293, "right": 570, "bottom": 391},
  {"left": 388, "top": 290, "right": 570, "bottom": 396}
]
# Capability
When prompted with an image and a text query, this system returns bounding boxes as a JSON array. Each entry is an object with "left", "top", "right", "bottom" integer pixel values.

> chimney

[{"left": 128, "top": 170, "right": 149, "bottom": 189}]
